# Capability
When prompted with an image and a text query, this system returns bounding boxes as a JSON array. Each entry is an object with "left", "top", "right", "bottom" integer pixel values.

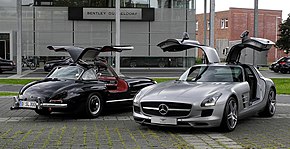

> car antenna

[{"left": 181, "top": 32, "right": 190, "bottom": 43}]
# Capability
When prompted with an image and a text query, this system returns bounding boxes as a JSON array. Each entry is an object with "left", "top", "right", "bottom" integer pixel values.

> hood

[
  {"left": 157, "top": 32, "right": 220, "bottom": 64},
  {"left": 140, "top": 81, "right": 232, "bottom": 103},
  {"left": 20, "top": 79, "right": 75, "bottom": 101},
  {"left": 47, "top": 45, "right": 133, "bottom": 63},
  {"left": 226, "top": 30, "right": 274, "bottom": 63}
]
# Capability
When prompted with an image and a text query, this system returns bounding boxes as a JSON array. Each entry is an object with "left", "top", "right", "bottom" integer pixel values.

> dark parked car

[
  {"left": 11, "top": 45, "right": 156, "bottom": 117},
  {"left": 44, "top": 57, "right": 73, "bottom": 72},
  {"left": 0, "top": 57, "right": 16, "bottom": 73},
  {"left": 133, "top": 31, "right": 276, "bottom": 131},
  {"left": 121, "top": 57, "right": 185, "bottom": 68},
  {"left": 269, "top": 56, "right": 290, "bottom": 73}
]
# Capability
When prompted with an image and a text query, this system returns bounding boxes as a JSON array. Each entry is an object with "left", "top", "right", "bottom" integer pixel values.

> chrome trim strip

[
  {"left": 132, "top": 83, "right": 154, "bottom": 87},
  {"left": 106, "top": 98, "right": 133, "bottom": 103},
  {"left": 143, "top": 107, "right": 159, "bottom": 110},
  {"left": 142, "top": 106, "right": 191, "bottom": 112},
  {"left": 40, "top": 103, "right": 67, "bottom": 108},
  {"left": 169, "top": 108, "right": 191, "bottom": 112}
]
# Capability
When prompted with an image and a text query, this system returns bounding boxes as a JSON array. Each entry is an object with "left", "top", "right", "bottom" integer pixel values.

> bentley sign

[{"left": 68, "top": 7, "right": 154, "bottom": 21}]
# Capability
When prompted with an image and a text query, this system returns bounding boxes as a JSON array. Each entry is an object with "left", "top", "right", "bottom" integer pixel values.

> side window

[
  {"left": 82, "top": 69, "right": 97, "bottom": 80},
  {"left": 187, "top": 67, "right": 201, "bottom": 81},
  {"left": 97, "top": 67, "right": 115, "bottom": 77}
]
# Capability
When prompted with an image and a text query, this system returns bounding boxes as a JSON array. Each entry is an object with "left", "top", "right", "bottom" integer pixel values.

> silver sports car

[{"left": 133, "top": 31, "right": 276, "bottom": 131}]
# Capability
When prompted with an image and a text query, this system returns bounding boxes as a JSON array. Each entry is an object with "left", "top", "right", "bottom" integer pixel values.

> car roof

[{"left": 193, "top": 63, "right": 244, "bottom": 67}]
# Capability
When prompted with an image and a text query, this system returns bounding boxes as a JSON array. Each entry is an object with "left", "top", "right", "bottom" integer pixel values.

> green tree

[{"left": 276, "top": 14, "right": 290, "bottom": 54}]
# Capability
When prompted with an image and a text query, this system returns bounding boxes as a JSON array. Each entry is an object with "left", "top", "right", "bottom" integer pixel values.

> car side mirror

[{"left": 75, "top": 73, "right": 80, "bottom": 78}]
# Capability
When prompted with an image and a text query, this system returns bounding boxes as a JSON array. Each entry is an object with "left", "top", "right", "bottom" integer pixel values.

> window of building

[
  {"left": 225, "top": 19, "right": 228, "bottom": 28},
  {"left": 34, "top": 0, "right": 193, "bottom": 9},
  {"left": 221, "top": 18, "right": 228, "bottom": 29},
  {"left": 196, "top": 21, "right": 198, "bottom": 31}
]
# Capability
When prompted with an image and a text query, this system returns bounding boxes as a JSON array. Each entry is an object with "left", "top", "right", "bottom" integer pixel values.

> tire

[
  {"left": 273, "top": 69, "right": 279, "bottom": 73},
  {"left": 84, "top": 93, "right": 103, "bottom": 118},
  {"left": 220, "top": 97, "right": 238, "bottom": 132},
  {"left": 258, "top": 88, "right": 276, "bottom": 117},
  {"left": 280, "top": 70, "right": 287, "bottom": 74},
  {"left": 28, "top": 62, "right": 37, "bottom": 70},
  {"left": 35, "top": 108, "right": 52, "bottom": 116}
]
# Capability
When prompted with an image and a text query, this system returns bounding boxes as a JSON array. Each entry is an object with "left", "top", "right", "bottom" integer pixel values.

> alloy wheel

[
  {"left": 268, "top": 89, "right": 276, "bottom": 115},
  {"left": 227, "top": 99, "right": 238, "bottom": 129}
]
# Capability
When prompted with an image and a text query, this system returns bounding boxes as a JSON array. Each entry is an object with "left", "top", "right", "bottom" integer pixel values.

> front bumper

[
  {"left": 10, "top": 96, "right": 67, "bottom": 110},
  {"left": 133, "top": 104, "right": 224, "bottom": 128}
]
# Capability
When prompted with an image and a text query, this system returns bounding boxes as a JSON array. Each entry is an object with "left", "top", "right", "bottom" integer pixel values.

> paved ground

[
  {"left": 0, "top": 95, "right": 289, "bottom": 148},
  {"left": 0, "top": 68, "right": 290, "bottom": 148}
]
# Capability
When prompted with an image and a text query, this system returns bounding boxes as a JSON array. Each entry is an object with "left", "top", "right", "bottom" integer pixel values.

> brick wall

[{"left": 196, "top": 8, "right": 285, "bottom": 63}]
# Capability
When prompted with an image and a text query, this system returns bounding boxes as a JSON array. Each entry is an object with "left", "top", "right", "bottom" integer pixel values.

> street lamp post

[
  {"left": 115, "top": 0, "right": 120, "bottom": 74},
  {"left": 275, "top": 16, "right": 281, "bottom": 61},
  {"left": 17, "top": 0, "right": 22, "bottom": 75}
]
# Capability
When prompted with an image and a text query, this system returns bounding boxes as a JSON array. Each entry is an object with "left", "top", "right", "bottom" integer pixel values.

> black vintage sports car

[
  {"left": 44, "top": 57, "right": 73, "bottom": 72},
  {"left": 0, "top": 57, "right": 16, "bottom": 73},
  {"left": 11, "top": 45, "right": 156, "bottom": 117}
]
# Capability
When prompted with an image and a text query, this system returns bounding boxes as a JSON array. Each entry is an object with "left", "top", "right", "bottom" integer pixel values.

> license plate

[
  {"left": 19, "top": 101, "right": 37, "bottom": 109},
  {"left": 151, "top": 117, "right": 177, "bottom": 125}
]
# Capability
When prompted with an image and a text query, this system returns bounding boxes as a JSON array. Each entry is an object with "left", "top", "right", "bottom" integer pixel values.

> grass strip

[
  {"left": 271, "top": 78, "right": 290, "bottom": 95},
  {"left": 0, "top": 79, "right": 38, "bottom": 85},
  {"left": 0, "top": 78, "right": 289, "bottom": 95},
  {"left": 0, "top": 92, "right": 18, "bottom": 96}
]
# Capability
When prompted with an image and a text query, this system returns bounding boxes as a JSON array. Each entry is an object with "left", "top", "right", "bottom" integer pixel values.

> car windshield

[
  {"left": 179, "top": 66, "right": 243, "bottom": 82},
  {"left": 47, "top": 66, "right": 84, "bottom": 79}
]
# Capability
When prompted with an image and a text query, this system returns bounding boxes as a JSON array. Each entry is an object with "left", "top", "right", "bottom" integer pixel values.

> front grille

[{"left": 141, "top": 102, "right": 192, "bottom": 117}]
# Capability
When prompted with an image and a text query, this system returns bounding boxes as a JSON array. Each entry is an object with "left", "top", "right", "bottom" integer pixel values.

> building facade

[
  {"left": 0, "top": 0, "right": 197, "bottom": 68},
  {"left": 196, "top": 8, "right": 285, "bottom": 65}
]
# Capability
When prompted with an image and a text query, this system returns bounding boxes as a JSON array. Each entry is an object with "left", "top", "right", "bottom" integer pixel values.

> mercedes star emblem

[{"left": 158, "top": 104, "right": 169, "bottom": 115}]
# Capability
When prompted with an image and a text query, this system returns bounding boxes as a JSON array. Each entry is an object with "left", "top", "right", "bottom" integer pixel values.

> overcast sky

[{"left": 196, "top": 0, "right": 289, "bottom": 20}]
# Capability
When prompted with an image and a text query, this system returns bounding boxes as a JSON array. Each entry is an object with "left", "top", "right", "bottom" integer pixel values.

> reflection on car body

[
  {"left": 133, "top": 31, "right": 277, "bottom": 131},
  {"left": 11, "top": 45, "right": 156, "bottom": 118}
]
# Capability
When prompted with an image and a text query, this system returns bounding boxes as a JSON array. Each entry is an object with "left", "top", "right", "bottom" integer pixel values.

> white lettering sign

[{"left": 83, "top": 8, "right": 142, "bottom": 20}]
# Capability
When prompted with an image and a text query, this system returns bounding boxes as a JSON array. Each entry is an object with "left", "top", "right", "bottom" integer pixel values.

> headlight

[
  {"left": 133, "top": 85, "right": 155, "bottom": 106},
  {"left": 133, "top": 90, "right": 143, "bottom": 106},
  {"left": 201, "top": 92, "right": 222, "bottom": 107}
]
